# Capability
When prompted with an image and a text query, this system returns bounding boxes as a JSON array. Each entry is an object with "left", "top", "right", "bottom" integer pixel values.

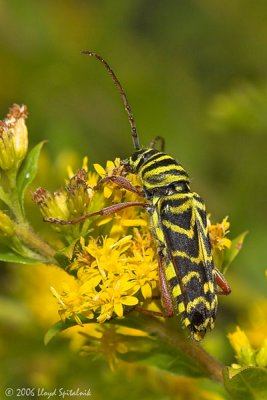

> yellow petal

[
  {"left": 223, "top": 237, "right": 232, "bottom": 249},
  {"left": 121, "top": 296, "right": 139, "bottom": 306},
  {"left": 117, "top": 326, "right": 148, "bottom": 337},
  {"left": 104, "top": 186, "right": 113, "bottom": 198},
  {"left": 96, "top": 216, "right": 113, "bottom": 226},
  {"left": 114, "top": 158, "right": 121, "bottom": 167},
  {"left": 111, "top": 235, "right": 132, "bottom": 249},
  {"left": 114, "top": 302, "right": 124, "bottom": 317},
  {"left": 122, "top": 219, "right": 147, "bottom": 227},
  {"left": 106, "top": 160, "right": 115, "bottom": 170},
  {"left": 228, "top": 326, "right": 251, "bottom": 355},
  {"left": 141, "top": 283, "right": 152, "bottom": 299},
  {"left": 82, "top": 156, "right": 89, "bottom": 171},
  {"left": 93, "top": 163, "right": 106, "bottom": 177}
]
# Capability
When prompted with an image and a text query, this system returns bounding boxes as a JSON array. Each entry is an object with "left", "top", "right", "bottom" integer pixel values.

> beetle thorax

[{"left": 128, "top": 148, "right": 190, "bottom": 197}]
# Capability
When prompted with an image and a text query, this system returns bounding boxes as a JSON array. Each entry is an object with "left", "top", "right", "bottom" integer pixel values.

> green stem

[
  {"left": 144, "top": 316, "right": 224, "bottom": 384},
  {"left": 6, "top": 169, "right": 25, "bottom": 224},
  {"left": 9, "top": 193, "right": 25, "bottom": 224},
  {"left": 15, "top": 223, "right": 57, "bottom": 263}
]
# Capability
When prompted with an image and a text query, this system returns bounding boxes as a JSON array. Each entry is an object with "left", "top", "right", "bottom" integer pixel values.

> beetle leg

[
  {"left": 215, "top": 267, "right": 231, "bottom": 295},
  {"left": 149, "top": 136, "right": 165, "bottom": 151},
  {"left": 44, "top": 201, "right": 148, "bottom": 225},
  {"left": 95, "top": 175, "right": 143, "bottom": 196},
  {"left": 158, "top": 251, "right": 174, "bottom": 317},
  {"left": 134, "top": 252, "right": 174, "bottom": 319}
]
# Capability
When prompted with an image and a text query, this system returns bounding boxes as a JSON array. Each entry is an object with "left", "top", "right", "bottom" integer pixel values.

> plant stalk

[
  {"left": 15, "top": 223, "right": 57, "bottom": 263},
  {"left": 145, "top": 316, "right": 224, "bottom": 384}
]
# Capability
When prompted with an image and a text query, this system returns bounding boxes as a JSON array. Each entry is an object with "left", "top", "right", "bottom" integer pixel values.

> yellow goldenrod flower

[
  {"left": 52, "top": 229, "right": 158, "bottom": 325},
  {"left": 208, "top": 216, "right": 232, "bottom": 251},
  {"left": 244, "top": 298, "right": 267, "bottom": 354},
  {"left": 228, "top": 325, "right": 267, "bottom": 369},
  {"left": 228, "top": 326, "right": 255, "bottom": 368},
  {"left": 94, "top": 158, "right": 122, "bottom": 179},
  {"left": 96, "top": 275, "right": 139, "bottom": 322},
  {"left": 85, "top": 235, "right": 133, "bottom": 276},
  {"left": 94, "top": 158, "right": 123, "bottom": 198},
  {"left": 67, "top": 157, "right": 99, "bottom": 194},
  {"left": 51, "top": 283, "right": 95, "bottom": 324},
  {"left": 79, "top": 323, "right": 153, "bottom": 371},
  {"left": 126, "top": 230, "right": 159, "bottom": 299}
]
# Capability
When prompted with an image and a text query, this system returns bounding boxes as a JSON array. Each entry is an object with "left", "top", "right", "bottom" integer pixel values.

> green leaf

[
  {"left": 45, "top": 315, "right": 213, "bottom": 380},
  {"left": 45, "top": 316, "right": 209, "bottom": 378},
  {"left": 0, "top": 250, "right": 39, "bottom": 264},
  {"left": 17, "top": 141, "right": 46, "bottom": 210},
  {"left": 54, "top": 239, "right": 79, "bottom": 268},
  {"left": 0, "top": 186, "right": 11, "bottom": 207},
  {"left": 222, "top": 231, "right": 248, "bottom": 274},
  {"left": 224, "top": 366, "right": 267, "bottom": 400},
  {"left": 44, "top": 320, "right": 71, "bottom": 345},
  {"left": 120, "top": 349, "right": 204, "bottom": 378},
  {"left": 44, "top": 318, "right": 91, "bottom": 345},
  {"left": 45, "top": 312, "right": 146, "bottom": 346}
]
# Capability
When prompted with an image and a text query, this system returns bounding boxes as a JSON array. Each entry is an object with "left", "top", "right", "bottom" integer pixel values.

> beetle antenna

[{"left": 81, "top": 50, "right": 140, "bottom": 150}]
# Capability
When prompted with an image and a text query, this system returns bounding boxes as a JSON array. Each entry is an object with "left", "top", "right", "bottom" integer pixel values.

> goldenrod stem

[
  {"left": 145, "top": 316, "right": 224, "bottom": 383},
  {"left": 4, "top": 169, "right": 25, "bottom": 224},
  {"left": 15, "top": 223, "right": 57, "bottom": 263}
]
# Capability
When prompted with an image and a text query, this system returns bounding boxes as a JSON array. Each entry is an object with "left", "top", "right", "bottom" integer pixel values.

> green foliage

[
  {"left": 45, "top": 316, "right": 217, "bottom": 380},
  {"left": 17, "top": 141, "right": 46, "bottom": 214},
  {"left": 208, "top": 83, "right": 267, "bottom": 136},
  {"left": 0, "top": 249, "right": 39, "bottom": 264},
  {"left": 224, "top": 367, "right": 267, "bottom": 400},
  {"left": 221, "top": 231, "right": 248, "bottom": 275}
]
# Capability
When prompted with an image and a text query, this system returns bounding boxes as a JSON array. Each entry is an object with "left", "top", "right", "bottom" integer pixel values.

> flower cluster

[
  {"left": 78, "top": 324, "right": 152, "bottom": 371},
  {"left": 208, "top": 216, "right": 232, "bottom": 271},
  {"left": 52, "top": 229, "right": 159, "bottom": 324},
  {"left": 208, "top": 216, "right": 231, "bottom": 251},
  {"left": 32, "top": 165, "right": 96, "bottom": 235},
  {"left": 32, "top": 157, "right": 234, "bottom": 328}
]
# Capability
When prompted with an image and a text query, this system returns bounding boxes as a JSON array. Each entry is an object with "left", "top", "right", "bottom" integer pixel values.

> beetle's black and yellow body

[
  {"left": 128, "top": 148, "right": 217, "bottom": 341},
  {"left": 48, "top": 51, "right": 230, "bottom": 341}
]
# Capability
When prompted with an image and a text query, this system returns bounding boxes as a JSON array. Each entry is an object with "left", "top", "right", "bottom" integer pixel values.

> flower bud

[
  {"left": 13, "top": 114, "right": 28, "bottom": 162},
  {"left": 32, "top": 187, "right": 69, "bottom": 221},
  {"left": 0, "top": 104, "right": 28, "bottom": 171},
  {"left": 66, "top": 169, "right": 92, "bottom": 216},
  {"left": 256, "top": 339, "right": 267, "bottom": 368}
]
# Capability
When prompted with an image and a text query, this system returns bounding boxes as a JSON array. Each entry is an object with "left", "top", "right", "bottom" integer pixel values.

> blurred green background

[{"left": 0, "top": 1, "right": 267, "bottom": 399}]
